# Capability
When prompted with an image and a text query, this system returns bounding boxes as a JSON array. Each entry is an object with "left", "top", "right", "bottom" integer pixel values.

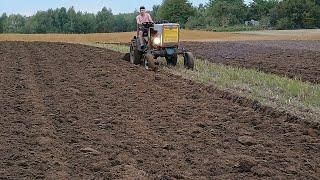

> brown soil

[
  {"left": 0, "top": 42, "right": 319, "bottom": 179},
  {"left": 181, "top": 41, "right": 320, "bottom": 84}
]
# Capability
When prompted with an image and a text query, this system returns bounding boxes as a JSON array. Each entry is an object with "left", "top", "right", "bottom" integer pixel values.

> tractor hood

[{"left": 153, "top": 23, "right": 180, "bottom": 47}]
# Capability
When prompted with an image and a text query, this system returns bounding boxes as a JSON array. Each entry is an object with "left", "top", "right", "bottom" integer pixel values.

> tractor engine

[{"left": 151, "top": 23, "right": 180, "bottom": 48}]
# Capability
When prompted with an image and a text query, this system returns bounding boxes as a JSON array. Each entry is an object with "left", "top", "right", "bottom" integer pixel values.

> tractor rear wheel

[
  {"left": 166, "top": 54, "right": 178, "bottom": 66},
  {"left": 130, "top": 43, "right": 142, "bottom": 65},
  {"left": 184, "top": 52, "right": 194, "bottom": 70}
]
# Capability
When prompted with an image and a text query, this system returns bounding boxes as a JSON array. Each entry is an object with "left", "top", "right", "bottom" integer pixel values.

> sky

[{"left": 0, "top": 0, "right": 252, "bottom": 16}]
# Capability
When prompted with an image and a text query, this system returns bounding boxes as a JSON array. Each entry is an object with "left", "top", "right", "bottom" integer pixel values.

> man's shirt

[{"left": 136, "top": 13, "right": 153, "bottom": 24}]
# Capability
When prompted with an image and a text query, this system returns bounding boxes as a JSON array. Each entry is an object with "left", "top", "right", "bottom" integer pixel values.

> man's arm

[{"left": 136, "top": 16, "right": 141, "bottom": 24}]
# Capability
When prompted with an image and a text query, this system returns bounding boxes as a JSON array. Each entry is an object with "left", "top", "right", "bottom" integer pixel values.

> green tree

[
  {"left": 114, "top": 12, "right": 138, "bottom": 32},
  {"left": 3, "top": 14, "right": 26, "bottom": 33},
  {"left": 57, "top": 7, "right": 69, "bottom": 32},
  {"left": 206, "top": 0, "right": 247, "bottom": 26},
  {"left": 64, "top": 7, "right": 78, "bottom": 33},
  {"left": 24, "top": 12, "right": 47, "bottom": 33},
  {"left": 185, "top": 3, "right": 207, "bottom": 29},
  {"left": 275, "top": 0, "right": 320, "bottom": 29},
  {"left": 96, "top": 7, "right": 114, "bottom": 33},
  {"left": 78, "top": 12, "right": 96, "bottom": 33},
  {"left": 151, "top": 5, "right": 160, "bottom": 20},
  {"left": 157, "top": 0, "right": 196, "bottom": 26},
  {"left": 0, "top": 13, "right": 7, "bottom": 33},
  {"left": 276, "top": 17, "right": 294, "bottom": 29},
  {"left": 114, "top": 14, "right": 127, "bottom": 32},
  {"left": 46, "top": 9, "right": 60, "bottom": 33},
  {"left": 124, "top": 12, "right": 137, "bottom": 31},
  {"left": 248, "top": 0, "right": 279, "bottom": 20},
  {"left": 26, "top": 10, "right": 57, "bottom": 33}
]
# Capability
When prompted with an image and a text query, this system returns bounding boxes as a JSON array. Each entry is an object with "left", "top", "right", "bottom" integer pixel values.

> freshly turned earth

[
  {"left": 181, "top": 41, "right": 320, "bottom": 84},
  {"left": 0, "top": 42, "right": 319, "bottom": 179}
]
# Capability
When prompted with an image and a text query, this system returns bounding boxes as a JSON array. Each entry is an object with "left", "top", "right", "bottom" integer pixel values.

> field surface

[
  {"left": 1, "top": 29, "right": 320, "bottom": 43},
  {"left": 181, "top": 41, "right": 320, "bottom": 83},
  {"left": 0, "top": 42, "right": 319, "bottom": 179}
]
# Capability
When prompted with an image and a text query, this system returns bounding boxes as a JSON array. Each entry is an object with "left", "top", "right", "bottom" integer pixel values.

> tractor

[{"left": 128, "top": 21, "right": 194, "bottom": 71}]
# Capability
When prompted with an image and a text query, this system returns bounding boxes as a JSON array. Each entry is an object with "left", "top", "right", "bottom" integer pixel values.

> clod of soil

[
  {"left": 237, "top": 157, "right": 257, "bottom": 173},
  {"left": 237, "top": 136, "right": 257, "bottom": 146},
  {"left": 80, "top": 147, "right": 101, "bottom": 155}
]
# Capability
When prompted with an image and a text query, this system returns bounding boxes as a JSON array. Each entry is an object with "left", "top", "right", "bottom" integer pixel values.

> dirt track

[
  {"left": 181, "top": 41, "right": 320, "bottom": 83},
  {"left": 0, "top": 42, "right": 319, "bottom": 179}
]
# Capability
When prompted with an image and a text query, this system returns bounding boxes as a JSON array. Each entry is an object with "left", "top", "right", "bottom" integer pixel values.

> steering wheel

[
  {"left": 142, "top": 22, "right": 154, "bottom": 28},
  {"left": 155, "top": 20, "right": 169, "bottom": 24}
]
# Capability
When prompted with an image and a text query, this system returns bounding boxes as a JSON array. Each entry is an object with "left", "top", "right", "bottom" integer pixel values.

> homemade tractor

[{"left": 127, "top": 21, "right": 194, "bottom": 71}]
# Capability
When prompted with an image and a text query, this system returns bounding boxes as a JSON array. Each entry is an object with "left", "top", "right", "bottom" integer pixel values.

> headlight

[{"left": 153, "top": 37, "right": 161, "bottom": 45}]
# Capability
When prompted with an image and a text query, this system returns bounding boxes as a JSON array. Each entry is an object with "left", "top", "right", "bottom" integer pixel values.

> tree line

[
  {"left": 160, "top": 0, "right": 320, "bottom": 30},
  {"left": 0, "top": 0, "right": 319, "bottom": 34},
  {"left": 0, "top": 7, "right": 138, "bottom": 34}
]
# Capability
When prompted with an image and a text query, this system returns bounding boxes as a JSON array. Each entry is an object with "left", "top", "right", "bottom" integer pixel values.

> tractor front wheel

[
  {"left": 166, "top": 54, "right": 178, "bottom": 66},
  {"left": 184, "top": 52, "right": 194, "bottom": 70},
  {"left": 130, "top": 43, "right": 142, "bottom": 65}
]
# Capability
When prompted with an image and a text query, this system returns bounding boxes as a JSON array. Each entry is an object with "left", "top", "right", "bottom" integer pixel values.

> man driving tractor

[
  {"left": 127, "top": 6, "right": 194, "bottom": 71},
  {"left": 136, "top": 6, "right": 153, "bottom": 49}
]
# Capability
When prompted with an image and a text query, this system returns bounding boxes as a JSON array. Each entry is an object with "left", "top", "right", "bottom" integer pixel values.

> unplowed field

[
  {"left": 182, "top": 41, "right": 320, "bottom": 83},
  {"left": 1, "top": 29, "right": 320, "bottom": 43},
  {"left": 0, "top": 42, "right": 319, "bottom": 179}
]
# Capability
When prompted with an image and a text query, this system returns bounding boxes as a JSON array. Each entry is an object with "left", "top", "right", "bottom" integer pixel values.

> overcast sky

[{"left": 0, "top": 0, "right": 252, "bottom": 16}]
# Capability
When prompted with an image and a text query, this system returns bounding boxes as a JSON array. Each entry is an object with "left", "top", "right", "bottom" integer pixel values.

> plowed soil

[
  {"left": 0, "top": 42, "right": 319, "bottom": 179},
  {"left": 181, "top": 41, "right": 320, "bottom": 83}
]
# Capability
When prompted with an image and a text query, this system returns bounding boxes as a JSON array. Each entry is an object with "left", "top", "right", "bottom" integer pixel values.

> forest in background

[{"left": 0, "top": 0, "right": 319, "bottom": 34}]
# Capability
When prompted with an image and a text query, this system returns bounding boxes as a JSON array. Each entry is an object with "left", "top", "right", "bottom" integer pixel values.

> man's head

[{"left": 139, "top": 6, "right": 146, "bottom": 15}]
